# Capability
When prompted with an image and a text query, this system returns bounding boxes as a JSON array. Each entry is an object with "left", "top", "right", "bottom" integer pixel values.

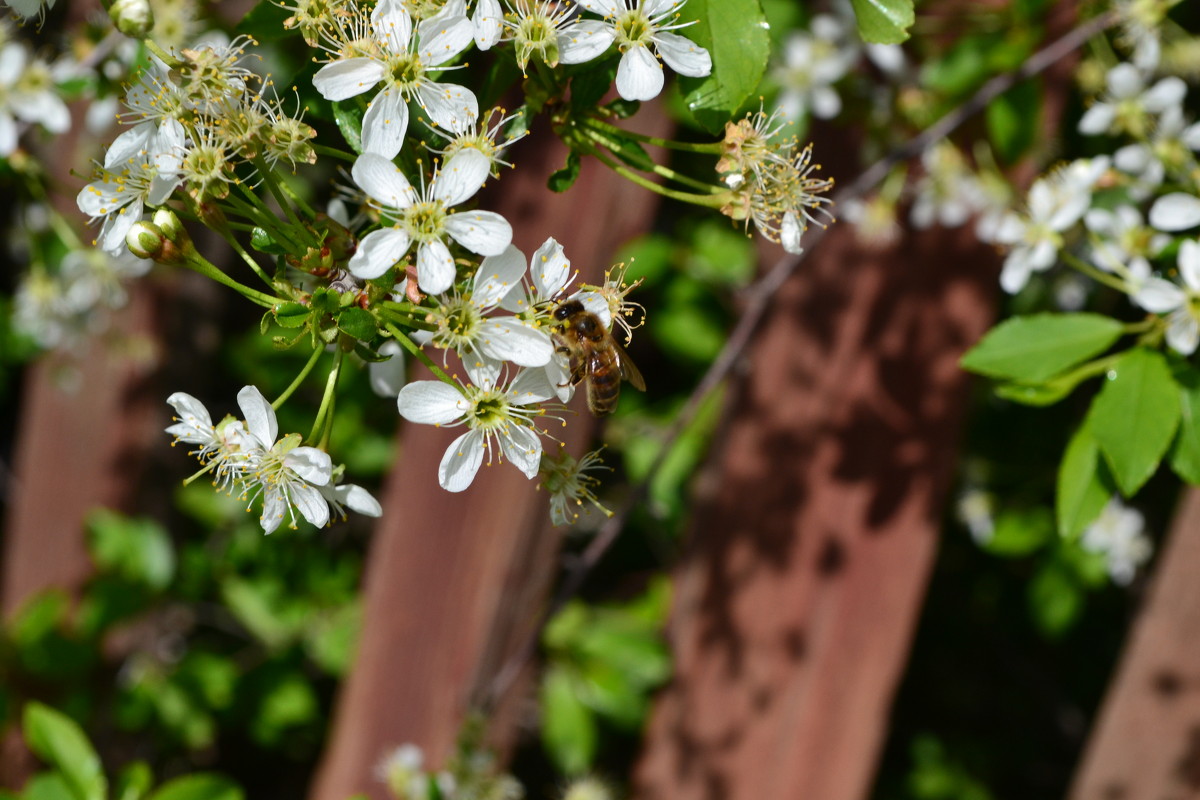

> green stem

[
  {"left": 580, "top": 128, "right": 718, "bottom": 192},
  {"left": 307, "top": 348, "right": 344, "bottom": 445},
  {"left": 586, "top": 146, "right": 729, "bottom": 208},
  {"left": 1061, "top": 251, "right": 1130, "bottom": 293},
  {"left": 383, "top": 321, "right": 458, "bottom": 386},
  {"left": 275, "top": 173, "right": 318, "bottom": 218},
  {"left": 583, "top": 117, "right": 723, "bottom": 154},
  {"left": 182, "top": 248, "right": 279, "bottom": 307},
  {"left": 273, "top": 345, "right": 324, "bottom": 410},
  {"left": 313, "top": 144, "right": 358, "bottom": 164},
  {"left": 252, "top": 159, "right": 318, "bottom": 248}
]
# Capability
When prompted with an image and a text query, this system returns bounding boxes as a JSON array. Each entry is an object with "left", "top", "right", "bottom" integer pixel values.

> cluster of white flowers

[
  {"left": 0, "top": 18, "right": 70, "bottom": 156},
  {"left": 166, "top": 386, "right": 381, "bottom": 533},
  {"left": 12, "top": 246, "right": 149, "bottom": 350},
  {"left": 375, "top": 742, "right": 523, "bottom": 800},
  {"left": 1080, "top": 497, "right": 1153, "bottom": 585}
]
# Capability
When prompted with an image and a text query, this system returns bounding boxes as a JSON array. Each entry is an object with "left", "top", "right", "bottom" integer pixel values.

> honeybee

[{"left": 552, "top": 299, "right": 646, "bottom": 416}]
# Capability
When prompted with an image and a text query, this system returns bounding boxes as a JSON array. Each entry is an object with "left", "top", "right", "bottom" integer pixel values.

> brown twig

[{"left": 481, "top": 9, "right": 1118, "bottom": 711}]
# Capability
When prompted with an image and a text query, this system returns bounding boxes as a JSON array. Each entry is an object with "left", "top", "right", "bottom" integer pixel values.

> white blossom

[
  {"left": 558, "top": 0, "right": 712, "bottom": 102},
  {"left": 1078, "top": 63, "right": 1186, "bottom": 138},
  {"left": 1131, "top": 239, "right": 1200, "bottom": 355},
  {"left": 1113, "top": 106, "right": 1200, "bottom": 198},
  {"left": 348, "top": 150, "right": 512, "bottom": 294},
  {"left": 1084, "top": 204, "right": 1169, "bottom": 277},
  {"left": 311, "top": 0, "right": 477, "bottom": 158},
  {"left": 0, "top": 42, "right": 70, "bottom": 156},
  {"left": 76, "top": 123, "right": 184, "bottom": 254},
  {"left": 772, "top": 16, "right": 856, "bottom": 121},
  {"left": 991, "top": 157, "right": 1109, "bottom": 293},
  {"left": 1081, "top": 498, "right": 1153, "bottom": 586},
  {"left": 396, "top": 366, "right": 559, "bottom": 491},
  {"left": 1150, "top": 193, "right": 1200, "bottom": 232}
]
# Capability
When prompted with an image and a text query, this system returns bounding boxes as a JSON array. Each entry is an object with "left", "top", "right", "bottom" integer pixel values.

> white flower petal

[
  {"left": 476, "top": 318, "right": 554, "bottom": 366},
  {"left": 1133, "top": 277, "right": 1186, "bottom": 313},
  {"left": 1167, "top": 310, "right": 1200, "bottom": 356},
  {"left": 509, "top": 364, "right": 559, "bottom": 404},
  {"left": 260, "top": 488, "right": 287, "bottom": 534},
  {"left": 474, "top": 245, "right": 528, "bottom": 306},
  {"left": 361, "top": 88, "right": 411, "bottom": 160},
  {"left": 1150, "top": 193, "right": 1200, "bottom": 231},
  {"left": 432, "top": 148, "right": 489, "bottom": 206},
  {"left": 166, "top": 392, "right": 214, "bottom": 441},
  {"left": 286, "top": 446, "right": 333, "bottom": 485},
  {"left": 372, "top": 1, "right": 414, "bottom": 54},
  {"left": 398, "top": 380, "right": 468, "bottom": 423},
  {"left": 417, "top": 80, "right": 478, "bottom": 134},
  {"left": 1143, "top": 76, "right": 1186, "bottom": 113},
  {"left": 653, "top": 32, "right": 711, "bottom": 78},
  {"left": 999, "top": 253, "right": 1032, "bottom": 294},
  {"left": 532, "top": 237, "right": 570, "bottom": 299},
  {"left": 616, "top": 45, "right": 664, "bottom": 102},
  {"left": 1106, "top": 63, "right": 1142, "bottom": 97},
  {"left": 472, "top": 0, "right": 504, "bottom": 49},
  {"left": 443, "top": 210, "right": 512, "bottom": 256},
  {"left": 352, "top": 152, "right": 417, "bottom": 208},
  {"left": 237, "top": 385, "right": 278, "bottom": 448},
  {"left": 416, "top": 239, "right": 457, "bottom": 294},
  {"left": 418, "top": 14, "right": 475, "bottom": 66},
  {"left": 781, "top": 211, "right": 804, "bottom": 254},
  {"left": 291, "top": 482, "right": 331, "bottom": 528},
  {"left": 312, "top": 58, "right": 385, "bottom": 101},
  {"left": 332, "top": 483, "right": 383, "bottom": 517},
  {"left": 558, "top": 21, "right": 616, "bottom": 64},
  {"left": 98, "top": 199, "right": 143, "bottom": 254},
  {"left": 439, "top": 429, "right": 486, "bottom": 492},
  {"left": 1078, "top": 104, "right": 1115, "bottom": 135},
  {"left": 369, "top": 341, "right": 407, "bottom": 397},
  {"left": 576, "top": 0, "right": 622, "bottom": 15},
  {"left": 348, "top": 227, "right": 412, "bottom": 280},
  {"left": 1180, "top": 240, "right": 1200, "bottom": 291},
  {"left": 500, "top": 422, "right": 542, "bottom": 479}
]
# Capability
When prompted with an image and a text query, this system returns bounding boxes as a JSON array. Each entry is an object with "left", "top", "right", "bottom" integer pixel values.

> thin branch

[{"left": 480, "top": 10, "right": 1117, "bottom": 711}]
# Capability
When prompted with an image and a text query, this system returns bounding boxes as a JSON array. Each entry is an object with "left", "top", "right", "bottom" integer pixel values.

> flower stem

[
  {"left": 273, "top": 345, "right": 324, "bottom": 410},
  {"left": 307, "top": 348, "right": 344, "bottom": 446},
  {"left": 252, "top": 158, "right": 318, "bottom": 248},
  {"left": 585, "top": 146, "right": 729, "bottom": 208},
  {"left": 579, "top": 127, "right": 719, "bottom": 193},
  {"left": 313, "top": 144, "right": 358, "bottom": 163},
  {"left": 583, "top": 116, "right": 723, "bottom": 153},
  {"left": 181, "top": 248, "right": 278, "bottom": 307},
  {"left": 1062, "top": 251, "right": 1130, "bottom": 293},
  {"left": 382, "top": 320, "right": 457, "bottom": 386}
]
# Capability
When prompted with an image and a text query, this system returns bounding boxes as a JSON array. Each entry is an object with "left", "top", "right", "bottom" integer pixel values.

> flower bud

[
  {"left": 126, "top": 221, "right": 166, "bottom": 259},
  {"left": 152, "top": 207, "right": 185, "bottom": 242},
  {"left": 109, "top": 0, "right": 154, "bottom": 39}
]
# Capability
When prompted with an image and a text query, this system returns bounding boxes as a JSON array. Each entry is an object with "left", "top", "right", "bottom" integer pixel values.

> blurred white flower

[
  {"left": 1078, "top": 63, "right": 1186, "bottom": 138},
  {"left": 1081, "top": 498, "right": 1152, "bottom": 586},
  {"left": 1131, "top": 239, "right": 1200, "bottom": 355}
]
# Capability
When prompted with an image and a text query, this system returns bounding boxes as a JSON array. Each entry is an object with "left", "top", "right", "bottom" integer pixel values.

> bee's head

[{"left": 553, "top": 299, "right": 585, "bottom": 321}]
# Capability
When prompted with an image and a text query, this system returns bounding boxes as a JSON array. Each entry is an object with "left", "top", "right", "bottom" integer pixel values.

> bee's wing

[{"left": 613, "top": 339, "right": 646, "bottom": 391}]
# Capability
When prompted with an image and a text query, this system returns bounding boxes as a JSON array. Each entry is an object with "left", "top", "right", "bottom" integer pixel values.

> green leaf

[
  {"left": 1057, "top": 422, "right": 1113, "bottom": 538},
  {"left": 1171, "top": 368, "right": 1200, "bottom": 484},
  {"left": 273, "top": 302, "right": 311, "bottom": 329},
  {"left": 982, "top": 507, "right": 1052, "bottom": 557},
  {"left": 146, "top": 775, "right": 243, "bottom": 800},
  {"left": 1091, "top": 348, "right": 1181, "bottom": 496},
  {"left": 250, "top": 227, "right": 286, "bottom": 255},
  {"left": 569, "top": 60, "right": 620, "bottom": 113},
  {"left": 986, "top": 79, "right": 1040, "bottom": 164},
  {"left": 540, "top": 667, "right": 596, "bottom": 776},
  {"left": 23, "top": 774, "right": 76, "bottom": 800},
  {"left": 86, "top": 510, "right": 175, "bottom": 591},
  {"left": 235, "top": 0, "right": 292, "bottom": 41},
  {"left": 1028, "top": 563, "right": 1084, "bottom": 638},
  {"left": 961, "top": 313, "right": 1123, "bottom": 383},
  {"left": 548, "top": 151, "right": 582, "bottom": 192},
  {"left": 674, "top": 0, "right": 771, "bottom": 132},
  {"left": 333, "top": 101, "right": 365, "bottom": 155},
  {"left": 849, "top": 0, "right": 915, "bottom": 44},
  {"left": 113, "top": 762, "right": 153, "bottom": 800},
  {"left": 22, "top": 703, "right": 106, "bottom": 800},
  {"left": 336, "top": 307, "right": 377, "bottom": 341},
  {"left": 993, "top": 379, "right": 1077, "bottom": 406}
]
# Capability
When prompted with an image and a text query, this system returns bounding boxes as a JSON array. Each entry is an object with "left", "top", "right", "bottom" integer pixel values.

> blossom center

[
  {"left": 465, "top": 388, "right": 512, "bottom": 430},
  {"left": 614, "top": 11, "right": 653, "bottom": 50},
  {"left": 403, "top": 200, "right": 447, "bottom": 242},
  {"left": 431, "top": 296, "right": 483, "bottom": 349},
  {"left": 387, "top": 51, "right": 426, "bottom": 89}
]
